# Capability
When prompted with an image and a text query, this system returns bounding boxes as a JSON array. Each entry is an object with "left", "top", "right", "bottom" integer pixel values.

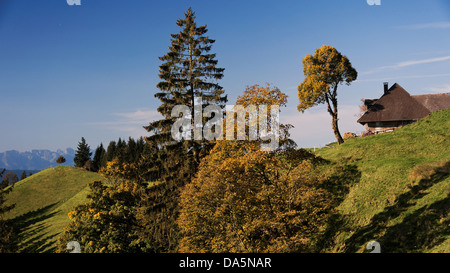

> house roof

[
  {"left": 412, "top": 93, "right": 450, "bottom": 112},
  {"left": 358, "top": 83, "right": 431, "bottom": 124}
]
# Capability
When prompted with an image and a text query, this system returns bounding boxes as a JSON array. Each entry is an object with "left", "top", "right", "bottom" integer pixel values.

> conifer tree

[
  {"left": 106, "top": 141, "right": 117, "bottom": 162},
  {"left": 126, "top": 137, "right": 137, "bottom": 163},
  {"left": 116, "top": 138, "right": 126, "bottom": 164},
  {"left": 139, "top": 7, "right": 227, "bottom": 252},
  {"left": 74, "top": 137, "right": 92, "bottom": 168},
  {"left": 144, "top": 7, "right": 227, "bottom": 181},
  {"left": 92, "top": 143, "right": 106, "bottom": 172},
  {"left": 20, "top": 171, "right": 27, "bottom": 181}
]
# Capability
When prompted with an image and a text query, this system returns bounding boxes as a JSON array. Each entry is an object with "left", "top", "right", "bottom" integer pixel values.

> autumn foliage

[
  {"left": 177, "top": 141, "right": 334, "bottom": 252},
  {"left": 56, "top": 9, "right": 361, "bottom": 254},
  {"left": 57, "top": 180, "right": 144, "bottom": 253},
  {"left": 298, "top": 45, "right": 357, "bottom": 144}
]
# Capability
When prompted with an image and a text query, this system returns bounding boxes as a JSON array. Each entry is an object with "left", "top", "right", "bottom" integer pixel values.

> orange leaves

[
  {"left": 297, "top": 45, "right": 357, "bottom": 113},
  {"left": 178, "top": 143, "right": 334, "bottom": 253},
  {"left": 236, "top": 83, "right": 287, "bottom": 108},
  {"left": 99, "top": 158, "right": 139, "bottom": 182}
]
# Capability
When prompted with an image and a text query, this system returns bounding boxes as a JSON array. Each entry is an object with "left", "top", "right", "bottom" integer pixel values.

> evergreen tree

[
  {"left": 92, "top": 143, "right": 106, "bottom": 172},
  {"left": 139, "top": 7, "right": 227, "bottom": 252},
  {"left": 116, "top": 138, "right": 126, "bottom": 164},
  {"left": 20, "top": 171, "right": 27, "bottom": 181},
  {"left": 126, "top": 137, "right": 137, "bottom": 163},
  {"left": 106, "top": 141, "right": 117, "bottom": 162},
  {"left": 74, "top": 137, "right": 92, "bottom": 168},
  {"left": 135, "top": 137, "right": 146, "bottom": 163},
  {"left": 137, "top": 141, "right": 162, "bottom": 182},
  {"left": 144, "top": 7, "right": 227, "bottom": 181}
]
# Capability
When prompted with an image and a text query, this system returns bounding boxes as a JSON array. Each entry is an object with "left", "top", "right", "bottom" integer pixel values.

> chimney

[{"left": 383, "top": 82, "right": 389, "bottom": 95}]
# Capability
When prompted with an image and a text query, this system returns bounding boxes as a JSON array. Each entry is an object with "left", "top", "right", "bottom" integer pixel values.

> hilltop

[
  {"left": 4, "top": 166, "right": 105, "bottom": 252},
  {"left": 317, "top": 109, "right": 449, "bottom": 253}
]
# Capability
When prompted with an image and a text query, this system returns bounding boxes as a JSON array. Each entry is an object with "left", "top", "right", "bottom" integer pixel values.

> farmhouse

[{"left": 358, "top": 82, "right": 450, "bottom": 133}]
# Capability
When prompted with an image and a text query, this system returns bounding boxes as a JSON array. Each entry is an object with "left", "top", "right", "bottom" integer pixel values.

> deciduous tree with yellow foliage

[
  {"left": 177, "top": 141, "right": 334, "bottom": 252},
  {"left": 57, "top": 180, "right": 144, "bottom": 253},
  {"left": 297, "top": 45, "right": 357, "bottom": 144}
]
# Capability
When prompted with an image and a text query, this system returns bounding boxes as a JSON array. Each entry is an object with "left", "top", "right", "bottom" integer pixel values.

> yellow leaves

[
  {"left": 99, "top": 157, "right": 139, "bottom": 181},
  {"left": 93, "top": 212, "right": 103, "bottom": 220},
  {"left": 67, "top": 210, "right": 76, "bottom": 220},
  {"left": 236, "top": 83, "right": 288, "bottom": 108},
  {"left": 178, "top": 144, "right": 334, "bottom": 253},
  {"left": 297, "top": 45, "right": 357, "bottom": 112}
]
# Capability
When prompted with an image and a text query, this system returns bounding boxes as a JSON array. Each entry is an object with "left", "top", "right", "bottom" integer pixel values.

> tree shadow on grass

[
  {"left": 314, "top": 162, "right": 362, "bottom": 252},
  {"left": 343, "top": 161, "right": 450, "bottom": 253},
  {"left": 12, "top": 203, "right": 60, "bottom": 253},
  {"left": 379, "top": 195, "right": 449, "bottom": 252}
]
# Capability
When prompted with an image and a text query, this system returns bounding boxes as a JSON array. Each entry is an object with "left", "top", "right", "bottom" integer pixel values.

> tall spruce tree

[
  {"left": 92, "top": 143, "right": 106, "bottom": 172},
  {"left": 139, "top": 7, "right": 226, "bottom": 252},
  {"left": 144, "top": 7, "right": 227, "bottom": 181},
  {"left": 74, "top": 137, "right": 92, "bottom": 168},
  {"left": 106, "top": 140, "right": 117, "bottom": 162}
]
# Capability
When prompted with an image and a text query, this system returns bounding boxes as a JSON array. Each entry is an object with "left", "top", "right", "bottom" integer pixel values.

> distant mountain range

[{"left": 0, "top": 148, "right": 75, "bottom": 170}]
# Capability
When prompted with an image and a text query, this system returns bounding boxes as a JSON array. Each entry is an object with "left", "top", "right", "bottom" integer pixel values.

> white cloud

[
  {"left": 357, "top": 73, "right": 450, "bottom": 83},
  {"left": 423, "top": 84, "right": 450, "bottom": 94},
  {"left": 393, "top": 56, "right": 450, "bottom": 68},
  {"left": 396, "top": 22, "right": 450, "bottom": 30},
  {"left": 361, "top": 55, "right": 450, "bottom": 75},
  {"left": 113, "top": 109, "right": 162, "bottom": 125},
  {"left": 91, "top": 109, "right": 162, "bottom": 138}
]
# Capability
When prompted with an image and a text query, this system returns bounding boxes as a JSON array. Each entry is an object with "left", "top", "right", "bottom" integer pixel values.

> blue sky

[{"left": 1, "top": 0, "right": 450, "bottom": 152}]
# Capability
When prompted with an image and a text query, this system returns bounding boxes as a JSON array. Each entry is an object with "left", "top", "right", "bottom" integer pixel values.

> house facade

[{"left": 358, "top": 83, "right": 450, "bottom": 133}]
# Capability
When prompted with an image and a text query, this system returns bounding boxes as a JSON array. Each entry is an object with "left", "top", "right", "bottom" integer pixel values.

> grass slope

[
  {"left": 5, "top": 166, "right": 105, "bottom": 253},
  {"left": 4, "top": 110, "right": 448, "bottom": 253},
  {"left": 317, "top": 109, "right": 450, "bottom": 253}
]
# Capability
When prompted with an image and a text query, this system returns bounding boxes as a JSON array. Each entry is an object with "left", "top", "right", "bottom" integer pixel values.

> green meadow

[
  {"left": 4, "top": 109, "right": 449, "bottom": 253},
  {"left": 4, "top": 166, "right": 105, "bottom": 252},
  {"left": 317, "top": 109, "right": 449, "bottom": 252}
]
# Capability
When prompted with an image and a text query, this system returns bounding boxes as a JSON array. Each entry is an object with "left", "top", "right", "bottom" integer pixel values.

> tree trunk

[
  {"left": 325, "top": 88, "right": 344, "bottom": 145},
  {"left": 332, "top": 113, "right": 344, "bottom": 145}
]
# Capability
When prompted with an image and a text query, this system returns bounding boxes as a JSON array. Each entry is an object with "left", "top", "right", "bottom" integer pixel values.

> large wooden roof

[{"left": 412, "top": 93, "right": 450, "bottom": 112}]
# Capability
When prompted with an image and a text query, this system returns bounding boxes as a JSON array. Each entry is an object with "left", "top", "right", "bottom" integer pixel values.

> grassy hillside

[
  {"left": 4, "top": 166, "right": 105, "bottom": 252},
  {"left": 317, "top": 109, "right": 450, "bottom": 253},
  {"left": 3, "top": 110, "right": 449, "bottom": 253}
]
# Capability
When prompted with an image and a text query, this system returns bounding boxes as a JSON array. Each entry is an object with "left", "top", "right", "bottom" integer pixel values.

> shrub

[
  {"left": 343, "top": 132, "right": 356, "bottom": 140},
  {"left": 56, "top": 156, "right": 66, "bottom": 164}
]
